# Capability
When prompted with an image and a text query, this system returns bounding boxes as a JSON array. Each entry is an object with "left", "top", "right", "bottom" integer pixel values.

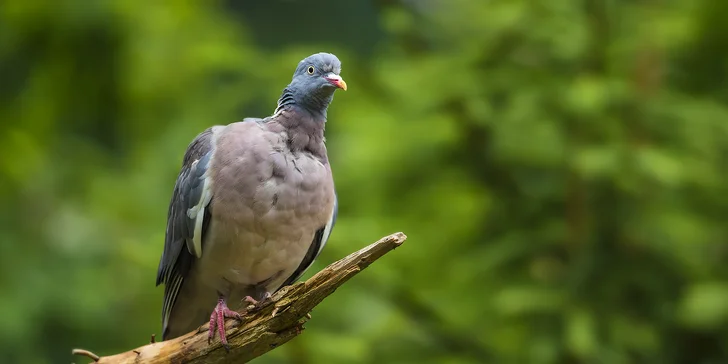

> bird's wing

[
  {"left": 281, "top": 194, "right": 338, "bottom": 287},
  {"left": 156, "top": 126, "right": 220, "bottom": 331}
]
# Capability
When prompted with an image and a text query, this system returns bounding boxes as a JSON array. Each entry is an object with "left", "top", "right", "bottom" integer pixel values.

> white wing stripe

[
  {"left": 190, "top": 174, "right": 212, "bottom": 258},
  {"left": 317, "top": 206, "right": 335, "bottom": 257}
]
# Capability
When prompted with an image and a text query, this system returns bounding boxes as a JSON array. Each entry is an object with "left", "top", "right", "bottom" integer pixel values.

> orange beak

[{"left": 325, "top": 74, "right": 347, "bottom": 91}]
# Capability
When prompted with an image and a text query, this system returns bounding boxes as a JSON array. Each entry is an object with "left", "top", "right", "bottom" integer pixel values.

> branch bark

[{"left": 72, "top": 232, "right": 407, "bottom": 364}]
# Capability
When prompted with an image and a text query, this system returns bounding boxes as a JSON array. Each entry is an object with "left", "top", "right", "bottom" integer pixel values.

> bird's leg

[
  {"left": 207, "top": 296, "right": 243, "bottom": 351},
  {"left": 243, "top": 291, "right": 273, "bottom": 312}
]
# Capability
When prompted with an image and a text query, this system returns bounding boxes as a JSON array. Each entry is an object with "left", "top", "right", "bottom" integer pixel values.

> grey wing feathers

[
  {"left": 156, "top": 127, "right": 217, "bottom": 332},
  {"left": 281, "top": 195, "right": 338, "bottom": 287}
]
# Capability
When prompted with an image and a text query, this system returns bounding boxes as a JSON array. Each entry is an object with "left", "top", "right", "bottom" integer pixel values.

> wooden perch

[{"left": 73, "top": 232, "right": 407, "bottom": 364}]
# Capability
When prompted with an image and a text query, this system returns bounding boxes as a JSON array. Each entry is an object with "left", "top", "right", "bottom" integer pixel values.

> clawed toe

[
  {"left": 208, "top": 296, "right": 243, "bottom": 349},
  {"left": 243, "top": 292, "right": 273, "bottom": 312}
]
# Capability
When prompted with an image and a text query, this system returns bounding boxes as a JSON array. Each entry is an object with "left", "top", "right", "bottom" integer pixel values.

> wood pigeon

[{"left": 156, "top": 52, "right": 346, "bottom": 348}]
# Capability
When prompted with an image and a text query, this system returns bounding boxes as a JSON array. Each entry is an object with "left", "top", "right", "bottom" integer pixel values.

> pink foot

[
  {"left": 243, "top": 292, "right": 272, "bottom": 312},
  {"left": 208, "top": 296, "right": 243, "bottom": 350}
]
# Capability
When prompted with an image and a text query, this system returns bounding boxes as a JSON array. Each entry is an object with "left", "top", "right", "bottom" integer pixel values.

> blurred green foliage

[{"left": 2, "top": 0, "right": 728, "bottom": 363}]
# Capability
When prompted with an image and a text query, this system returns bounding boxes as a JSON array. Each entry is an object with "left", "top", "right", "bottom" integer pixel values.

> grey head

[{"left": 275, "top": 52, "right": 347, "bottom": 118}]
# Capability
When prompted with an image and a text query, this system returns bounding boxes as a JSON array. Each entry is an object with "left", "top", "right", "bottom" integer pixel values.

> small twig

[
  {"left": 149, "top": 334, "right": 155, "bottom": 344},
  {"left": 72, "top": 349, "right": 100, "bottom": 362}
]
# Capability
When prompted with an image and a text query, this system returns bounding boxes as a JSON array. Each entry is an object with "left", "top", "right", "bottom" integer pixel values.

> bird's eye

[{"left": 306, "top": 66, "right": 315, "bottom": 75}]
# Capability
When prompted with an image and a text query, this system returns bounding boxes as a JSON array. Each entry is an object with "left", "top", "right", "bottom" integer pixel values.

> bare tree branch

[{"left": 72, "top": 232, "right": 407, "bottom": 364}]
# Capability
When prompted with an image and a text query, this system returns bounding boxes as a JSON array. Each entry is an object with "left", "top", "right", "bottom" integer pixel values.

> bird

[{"left": 155, "top": 52, "right": 346, "bottom": 349}]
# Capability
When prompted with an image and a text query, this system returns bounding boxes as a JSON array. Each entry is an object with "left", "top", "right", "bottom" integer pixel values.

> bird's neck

[
  {"left": 274, "top": 87, "right": 333, "bottom": 120},
  {"left": 270, "top": 103, "right": 328, "bottom": 161}
]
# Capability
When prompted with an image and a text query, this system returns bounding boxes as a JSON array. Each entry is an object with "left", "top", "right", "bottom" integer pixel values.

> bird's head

[{"left": 279, "top": 52, "right": 347, "bottom": 118}]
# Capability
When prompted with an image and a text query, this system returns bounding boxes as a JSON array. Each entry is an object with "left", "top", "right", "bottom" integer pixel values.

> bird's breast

[{"left": 202, "top": 136, "right": 334, "bottom": 294}]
